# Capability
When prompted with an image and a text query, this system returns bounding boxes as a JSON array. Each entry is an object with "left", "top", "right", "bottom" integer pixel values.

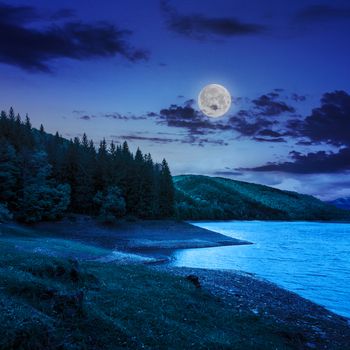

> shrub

[
  {"left": 94, "top": 186, "right": 126, "bottom": 224},
  {"left": 0, "top": 203, "right": 12, "bottom": 222}
]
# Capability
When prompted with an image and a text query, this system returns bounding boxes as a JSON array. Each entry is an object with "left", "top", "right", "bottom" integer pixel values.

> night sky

[{"left": 1, "top": 0, "right": 350, "bottom": 200}]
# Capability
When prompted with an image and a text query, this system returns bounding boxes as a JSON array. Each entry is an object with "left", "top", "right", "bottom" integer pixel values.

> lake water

[{"left": 170, "top": 221, "right": 350, "bottom": 318}]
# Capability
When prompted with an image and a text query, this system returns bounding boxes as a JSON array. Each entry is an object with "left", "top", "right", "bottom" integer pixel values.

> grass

[
  {"left": 0, "top": 224, "right": 110, "bottom": 259},
  {"left": 0, "top": 224, "right": 300, "bottom": 349}
]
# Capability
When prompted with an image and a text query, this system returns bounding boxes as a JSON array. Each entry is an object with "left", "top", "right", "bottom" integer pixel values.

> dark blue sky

[{"left": 1, "top": 0, "right": 350, "bottom": 200}]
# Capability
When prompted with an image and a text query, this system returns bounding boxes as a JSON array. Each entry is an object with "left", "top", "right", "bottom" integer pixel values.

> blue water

[{"left": 170, "top": 221, "right": 350, "bottom": 318}]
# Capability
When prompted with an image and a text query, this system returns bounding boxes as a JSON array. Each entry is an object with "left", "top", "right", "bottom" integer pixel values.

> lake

[{"left": 170, "top": 221, "right": 350, "bottom": 318}]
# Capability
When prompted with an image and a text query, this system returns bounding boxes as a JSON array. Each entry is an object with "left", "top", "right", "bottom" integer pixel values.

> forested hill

[
  {"left": 327, "top": 197, "right": 350, "bottom": 210},
  {"left": 0, "top": 108, "right": 174, "bottom": 223},
  {"left": 2, "top": 107, "right": 348, "bottom": 224},
  {"left": 174, "top": 175, "right": 350, "bottom": 221}
]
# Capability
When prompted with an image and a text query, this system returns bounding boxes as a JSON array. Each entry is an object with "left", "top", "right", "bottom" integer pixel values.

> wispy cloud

[
  {"left": 160, "top": 0, "right": 266, "bottom": 41},
  {"left": 287, "top": 90, "right": 350, "bottom": 147},
  {"left": 113, "top": 134, "right": 180, "bottom": 144},
  {"left": 77, "top": 112, "right": 148, "bottom": 121},
  {"left": 0, "top": 3, "right": 149, "bottom": 72},
  {"left": 236, "top": 90, "right": 350, "bottom": 174},
  {"left": 251, "top": 92, "right": 295, "bottom": 116},
  {"left": 241, "top": 148, "right": 350, "bottom": 174}
]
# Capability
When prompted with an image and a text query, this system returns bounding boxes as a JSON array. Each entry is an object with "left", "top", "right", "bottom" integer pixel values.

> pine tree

[
  {"left": 25, "top": 114, "right": 31, "bottom": 129},
  {"left": 0, "top": 107, "right": 175, "bottom": 221},
  {"left": 8, "top": 107, "right": 15, "bottom": 122},
  {"left": 22, "top": 114, "right": 35, "bottom": 149},
  {"left": 142, "top": 153, "right": 158, "bottom": 218},
  {"left": 75, "top": 134, "right": 96, "bottom": 213},
  {"left": 94, "top": 138, "right": 109, "bottom": 192},
  {"left": 19, "top": 151, "right": 70, "bottom": 222},
  {"left": 159, "top": 159, "right": 175, "bottom": 217},
  {"left": 94, "top": 186, "right": 126, "bottom": 224},
  {"left": 118, "top": 141, "right": 133, "bottom": 208},
  {"left": 0, "top": 203, "right": 12, "bottom": 222},
  {"left": 128, "top": 148, "right": 144, "bottom": 215},
  {"left": 0, "top": 141, "right": 20, "bottom": 209}
]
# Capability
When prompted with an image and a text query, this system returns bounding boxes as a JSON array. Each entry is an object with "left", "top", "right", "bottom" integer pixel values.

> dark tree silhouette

[
  {"left": 159, "top": 159, "right": 175, "bottom": 217},
  {"left": 0, "top": 107, "right": 175, "bottom": 222}
]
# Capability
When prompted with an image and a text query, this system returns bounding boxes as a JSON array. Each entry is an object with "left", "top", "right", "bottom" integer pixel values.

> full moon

[{"left": 198, "top": 84, "right": 231, "bottom": 118}]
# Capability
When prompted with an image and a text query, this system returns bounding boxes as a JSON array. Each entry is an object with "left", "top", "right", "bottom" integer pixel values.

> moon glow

[{"left": 198, "top": 84, "right": 231, "bottom": 118}]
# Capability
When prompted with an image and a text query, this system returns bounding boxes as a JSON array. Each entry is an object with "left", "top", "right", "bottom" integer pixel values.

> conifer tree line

[{"left": 0, "top": 107, "right": 175, "bottom": 223}]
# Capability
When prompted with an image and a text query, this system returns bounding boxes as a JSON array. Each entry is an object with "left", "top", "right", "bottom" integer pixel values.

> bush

[
  {"left": 0, "top": 203, "right": 12, "bottom": 222},
  {"left": 94, "top": 186, "right": 126, "bottom": 224},
  {"left": 18, "top": 183, "right": 71, "bottom": 223}
]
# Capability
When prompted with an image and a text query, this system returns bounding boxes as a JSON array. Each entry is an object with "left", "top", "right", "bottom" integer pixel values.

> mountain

[
  {"left": 327, "top": 197, "right": 350, "bottom": 210},
  {"left": 174, "top": 175, "right": 350, "bottom": 221}
]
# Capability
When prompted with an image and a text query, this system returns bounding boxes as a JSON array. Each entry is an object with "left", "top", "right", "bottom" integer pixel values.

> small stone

[
  {"left": 70, "top": 267, "right": 80, "bottom": 282},
  {"left": 186, "top": 275, "right": 201, "bottom": 288},
  {"left": 251, "top": 308, "right": 259, "bottom": 315}
]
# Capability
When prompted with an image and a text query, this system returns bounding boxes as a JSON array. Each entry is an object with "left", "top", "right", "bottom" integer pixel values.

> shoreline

[
  {"left": 33, "top": 217, "right": 252, "bottom": 251},
  {"left": 2, "top": 219, "right": 350, "bottom": 348},
  {"left": 120, "top": 220, "right": 350, "bottom": 348},
  {"left": 188, "top": 218, "right": 350, "bottom": 224},
  {"left": 150, "top": 264, "right": 350, "bottom": 349},
  {"left": 6, "top": 219, "right": 350, "bottom": 324}
]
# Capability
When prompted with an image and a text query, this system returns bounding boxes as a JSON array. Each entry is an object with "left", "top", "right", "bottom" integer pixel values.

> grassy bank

[{"left": 0, "top": 224, "right": 304, "bottom": 349}]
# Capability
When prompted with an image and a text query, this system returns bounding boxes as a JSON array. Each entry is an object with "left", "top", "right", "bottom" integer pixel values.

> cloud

[
  {"left": 77, "top": 112, "right": 148, "bottom": 121},
  {"left": 72, "top": 110, "right": 86, "bottom": 115},
  {"left": 184, "top": 98, "right": 195, "bottom": 107},
  {"left": 296, "top": 5, "right": 350, "bottom": 22},
  {"left": 228, "top": 114, "right": 276, "bottom": 136},
  {"left": 0, "top": 3, "right": 149, "bottom": 72},
  {"left": 116, "top": 134, "right": 181, "bottom": 144},
  {"left": 161, "top": 0, "right": 265, "bottom": 40},
  {"left": 50, "top": 8, "right": 76, "bottom": 20},
  {"left": 254, "top": 129, "right": 287, "bottom": 142},
  {"left": 257, "top": 129, "right": 284, "bottom": 138},
  {"left": 296, "top": 140, "right": 314, "bottom": 146},
  {"left": 157, "top": 90, "right": 296, "bottom": 144},
  {"left": 218, "top": 90, "right": 350, "bottom": 147},
  {"left": 111, "top": 133, "right": 227, "bottom": 147},
  {"left": 158, "top": 103, "right": 230, "bottom": 135},
  {"left": 291, "top": 93, "right": 307, "bottom": 102},
  {"left": 187, "top": 137, "right": 228, "bottom": 147},
  {"left": 252, "top": 137, "right": 286, "bottom": 143},
  {"left": 103, "top": 113, "right": 147, "bottom": 120},
  {"left": 251, "top": 93, "right": 295, "bottom": 116},
  {"left": 79, "top": 115, "right": 92, "bottom": 121},
  {"left": 293, "top": 90, "right": 350, "bottom": 146},
  {"left": 78, "top": 88, "right": 304, "bottom": 147},
  {"left": 242, "top": 148, "right": 350, "bottom": 174},
  {"left": 232, "top": 90, "right": 350, "bottom": 175},
  {"left": 0, "top": 3, "right": 39, "bottom": 24}
]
